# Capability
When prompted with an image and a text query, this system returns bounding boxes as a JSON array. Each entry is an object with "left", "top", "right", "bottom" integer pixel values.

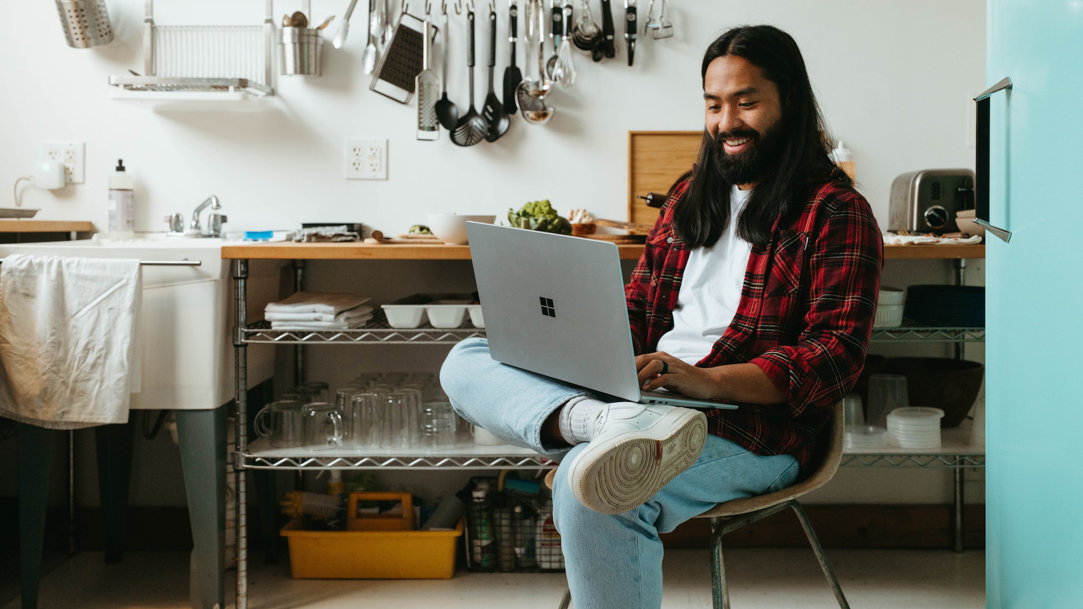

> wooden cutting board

[
  {"left": 583, "top": 233, "right": 647, "bottom": 244},
  {"left": 627, "top": 130, "right": 701, "bottom": 226}
]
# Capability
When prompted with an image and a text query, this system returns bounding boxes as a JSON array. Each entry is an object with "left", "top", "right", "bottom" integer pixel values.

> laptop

[{"left": 465, "top": 222, "right": 738, "bottom": 410}]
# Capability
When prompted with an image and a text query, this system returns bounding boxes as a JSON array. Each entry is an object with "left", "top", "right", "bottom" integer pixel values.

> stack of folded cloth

[{"left": 265, "top": 292, "right": 373, "bottom": 330}]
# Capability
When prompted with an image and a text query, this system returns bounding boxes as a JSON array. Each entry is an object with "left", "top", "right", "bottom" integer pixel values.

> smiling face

[{"left": 703, "top": 55, "right": 784, "bottom": 189}]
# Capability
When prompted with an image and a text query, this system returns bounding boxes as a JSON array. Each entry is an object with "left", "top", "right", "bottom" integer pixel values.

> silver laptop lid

[{"left": 466, "top": 222, "right": 643, "bottom": 402}]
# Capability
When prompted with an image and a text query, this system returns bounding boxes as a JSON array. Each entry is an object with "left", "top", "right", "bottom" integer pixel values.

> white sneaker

[{"left": 565, "top": 403, "right": 708, "bottom": 514}]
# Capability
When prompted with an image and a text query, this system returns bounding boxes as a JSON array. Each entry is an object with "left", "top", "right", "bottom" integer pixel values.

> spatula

[
  {"left": 501, "top": 0, "right": 522, "bottom": 115},
  {"left": 482, "top": 8, "right": 510, "bottom": 141}
]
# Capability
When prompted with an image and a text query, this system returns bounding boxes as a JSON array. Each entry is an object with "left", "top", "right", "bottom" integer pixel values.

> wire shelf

[
  {"left": 240, "top": 452, "right": 555, "bottom": 471},
  {"left": 870, "top": 325, "right": 984, "bottom": 342},
  {"left": 242, "top": 313, "right": 485, "bottom": 345},
  {"left": 841, "top": 454, "right": 985, "bottom": 468},
  {"left": 109, "top": 75, "right": 272, "bottom": 96}
]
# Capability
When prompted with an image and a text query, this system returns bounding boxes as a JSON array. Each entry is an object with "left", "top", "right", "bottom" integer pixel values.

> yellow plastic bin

[{"left": 280, "top": 517, "right": 463, "bottom": 579}]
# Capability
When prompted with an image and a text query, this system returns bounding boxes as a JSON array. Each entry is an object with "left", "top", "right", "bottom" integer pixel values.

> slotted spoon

[{"left": 451, "top": 9, "right": 488, "bottom": 146}]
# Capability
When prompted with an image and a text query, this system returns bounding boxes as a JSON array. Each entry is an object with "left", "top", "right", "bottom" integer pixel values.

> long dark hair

[{"left": 674, "top": 25, "right": 846, "bottom": 247}]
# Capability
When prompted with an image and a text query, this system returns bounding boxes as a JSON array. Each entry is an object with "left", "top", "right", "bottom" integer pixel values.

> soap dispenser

[{"left": 107, "top": 159, "right": 135, "bottom": 239}]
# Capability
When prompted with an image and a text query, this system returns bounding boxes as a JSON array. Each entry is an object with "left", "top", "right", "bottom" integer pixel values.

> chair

[
  {"left": 552, "top": 402, "right": 849, "bottom": 609},
  {"left": 700, "top": 401, "right": 849, "bottom": 608}
]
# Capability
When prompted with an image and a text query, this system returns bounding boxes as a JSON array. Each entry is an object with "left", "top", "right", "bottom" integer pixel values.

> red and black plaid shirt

[{"left": 626, "top": 176, "right": 883, "bottom": 473}]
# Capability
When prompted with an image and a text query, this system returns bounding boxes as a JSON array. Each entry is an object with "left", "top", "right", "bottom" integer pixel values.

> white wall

[
  {"left": 0, "top": 0, "right": 987, "bottom": 508},
  {"left": 3, "top": 0, "right": 984, "bottom": 236}
]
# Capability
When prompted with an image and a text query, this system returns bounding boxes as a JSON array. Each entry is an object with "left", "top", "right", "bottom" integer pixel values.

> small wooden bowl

[{"left": 571, "top": 222, "right": 597, "bottom": 236}]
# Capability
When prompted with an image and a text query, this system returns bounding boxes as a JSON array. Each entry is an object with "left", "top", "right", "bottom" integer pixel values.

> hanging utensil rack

[{"left": 109, "top": 0, "right": 275, "bottom": 101}]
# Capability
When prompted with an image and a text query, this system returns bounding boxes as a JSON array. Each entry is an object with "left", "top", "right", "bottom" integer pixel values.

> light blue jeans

[{"left": 440, "top": 338, "right": 799, "bottom": 609}]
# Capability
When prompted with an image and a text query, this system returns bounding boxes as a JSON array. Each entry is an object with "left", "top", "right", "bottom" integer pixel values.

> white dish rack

[{"left": 109, "top": 0, "right": 274, "bottom": 102}]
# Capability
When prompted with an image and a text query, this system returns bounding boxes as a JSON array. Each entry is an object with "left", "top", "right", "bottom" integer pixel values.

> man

[{"left": 441, "top": 24, "right": 882, "bottom": 608}]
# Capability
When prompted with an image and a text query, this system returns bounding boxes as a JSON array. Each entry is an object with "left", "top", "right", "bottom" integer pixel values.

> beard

[{"left": 710, "top": 121, "right": 784, "bottom": 185}]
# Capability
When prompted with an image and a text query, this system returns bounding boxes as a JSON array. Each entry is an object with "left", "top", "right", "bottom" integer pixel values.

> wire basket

[
  {"left": 463, "top": 477, "right": 565, "bottom": 573},
  {"left": 55, "top": 0, "right": 114, "bottom": 48}
]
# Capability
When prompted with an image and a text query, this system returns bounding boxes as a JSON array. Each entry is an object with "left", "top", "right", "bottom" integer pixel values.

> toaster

[{"left": 888, "top": 169, "right": 975, "bottom": 234}]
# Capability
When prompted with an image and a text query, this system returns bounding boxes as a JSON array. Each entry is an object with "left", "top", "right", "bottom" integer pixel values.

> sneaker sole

[{"left": 567, "top": 409, "right": 708, "bottom": 514}]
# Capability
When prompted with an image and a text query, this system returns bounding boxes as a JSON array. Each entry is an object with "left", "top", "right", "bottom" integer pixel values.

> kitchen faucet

[{"left": 187, "top": 195, "right": 227, "bottom": 237}]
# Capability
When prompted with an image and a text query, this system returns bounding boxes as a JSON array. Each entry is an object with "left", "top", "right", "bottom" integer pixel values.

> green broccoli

[{"left": 507, "top": 200, "right": 572, "bottom": 234}]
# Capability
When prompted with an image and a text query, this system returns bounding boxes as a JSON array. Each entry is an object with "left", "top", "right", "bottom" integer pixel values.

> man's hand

[
  {"left": 635, "top": 352, "right": 719, "bottom": 400},
  {"left": 634, "top": 352, "right": 787, "bottom": 404}
]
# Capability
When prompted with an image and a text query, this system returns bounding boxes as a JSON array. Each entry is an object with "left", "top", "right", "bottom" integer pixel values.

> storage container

[
  {"left": 904, "top": 285, "right": 985, "bottom": 327},
  {"left": 280, "top": 517, "right": 463, "bottom": 579},
  {"left": 279, "top": 26, "right": 322, "bottom": 75},
  {"left": 346, "top": 491, "right": 414, "bottom": 531}
]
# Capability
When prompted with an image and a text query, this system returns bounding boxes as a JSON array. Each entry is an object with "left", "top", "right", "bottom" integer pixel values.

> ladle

[
  {"left": 516, "top": 0, "right": 553, "bottom": 124},
  {"left": 451, "top": 9, "right": 489, "bottom": 146},
  {"left": 434, "top": 7, "right": 459, "bottom": 129}
]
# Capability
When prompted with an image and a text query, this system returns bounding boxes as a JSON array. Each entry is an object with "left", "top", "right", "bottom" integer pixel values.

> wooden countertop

[
  {"left": 0, "top": 220, "right": 95, "bottom": 233},
  {"left": 222, "top": 241, "right": 984, "bottom": 261}
]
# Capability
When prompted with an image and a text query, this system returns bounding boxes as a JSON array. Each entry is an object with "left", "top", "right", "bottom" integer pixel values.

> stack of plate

[{"left": 886, "top": 407, "right": 944, "bottom": 448}]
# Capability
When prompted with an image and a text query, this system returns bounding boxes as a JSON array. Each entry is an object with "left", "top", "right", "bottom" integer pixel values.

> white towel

[
  {"left": 265, "top": 292, "right": 371, "bottom": 315},
  {"left": 270, "top": 312, "right": 373, "bottom": 330},
  {"left": 882, "top": 233, "right": 983, "bottom": 246},
  {"left": 265, "top": 304, "right": 374, "bottom": 322},
  {"left": 0, "top": 254, "right": 141, "bottom": 430}
]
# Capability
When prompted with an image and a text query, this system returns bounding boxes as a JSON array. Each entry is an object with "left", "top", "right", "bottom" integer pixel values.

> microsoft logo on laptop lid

[{"left": 539, "top": 296, "right": 556, "bottom": 318}]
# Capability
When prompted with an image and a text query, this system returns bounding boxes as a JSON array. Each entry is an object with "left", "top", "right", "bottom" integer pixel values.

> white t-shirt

[{"left": 656, "top": 186, "right": 753, "bottom": 365}]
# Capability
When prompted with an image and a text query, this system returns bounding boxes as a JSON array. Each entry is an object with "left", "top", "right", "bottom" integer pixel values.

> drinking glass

[
  {"left": 349, "top": 391, "right": 381, "bottom": 447},
  {"left": 843, "top": 393, "right": 865, "bottom": 426},
  {"left": 866, "top": 374, "right": 909, "bottom": 428},
  {"left": 376, "top": 392, "right": 406, "bottom": 450},
  {"left": 392, "top": 387, "right": 423, "bottom": 448},
  {"left": 421, "top": 401, "right": 458, "bottom": 449},
  {"left": 298, "top": 380, "right": 329, "bottom": 404}
]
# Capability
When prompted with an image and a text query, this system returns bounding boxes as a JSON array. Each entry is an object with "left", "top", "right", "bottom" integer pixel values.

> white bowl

[
  {"left": 425, "top": 301, "right": 471, "bottom": 328},
  {"left": 878, "top": 286, "right": 905, "bottom": 306},
  {"left": 873, "top": 303, "right": 904, "bottom": 328},
  {"left": 467, "top": 304, "right": 484, "bottom": 328},
  {"left": 955, "top": 209, "right": 985, "bottom": 237},
  {"left": 425, "top": 213, "right": 497, "bottom": 245},
  {"left": 381, "top": 304, "right": 427, "bottom": 328}
]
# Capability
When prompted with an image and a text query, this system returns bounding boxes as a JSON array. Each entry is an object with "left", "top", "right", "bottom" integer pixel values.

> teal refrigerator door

[{"left": 986, "top": 1, "right": 1083, "bottom": 607}]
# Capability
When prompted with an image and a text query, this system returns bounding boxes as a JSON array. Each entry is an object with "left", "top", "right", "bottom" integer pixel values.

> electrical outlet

[
  {"left": 39, "top": 141, "right": 85, "bottom": 184},
  {"left": 345, "top": 138, "right": 388, "bottom": 180}
]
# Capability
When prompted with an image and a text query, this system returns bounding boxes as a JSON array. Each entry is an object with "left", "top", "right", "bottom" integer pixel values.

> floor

[{"left": 1, "top": 547, "right": 984, "bottom": 609}]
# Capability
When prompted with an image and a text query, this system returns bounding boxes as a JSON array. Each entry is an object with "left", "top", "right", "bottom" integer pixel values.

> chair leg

[
  {"left": 709, "top": 517, "right": 730, "bottom": 609},
  {"left": 789, "top": 502, "right": 850, "bottom": 609},
  {"left": 557, "top": 588, "right": 572, "bottom": 609}
]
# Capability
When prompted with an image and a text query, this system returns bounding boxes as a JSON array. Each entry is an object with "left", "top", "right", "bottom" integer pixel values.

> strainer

[{"left": 55, "top": 0, "right": 114, "bottom": 48}]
